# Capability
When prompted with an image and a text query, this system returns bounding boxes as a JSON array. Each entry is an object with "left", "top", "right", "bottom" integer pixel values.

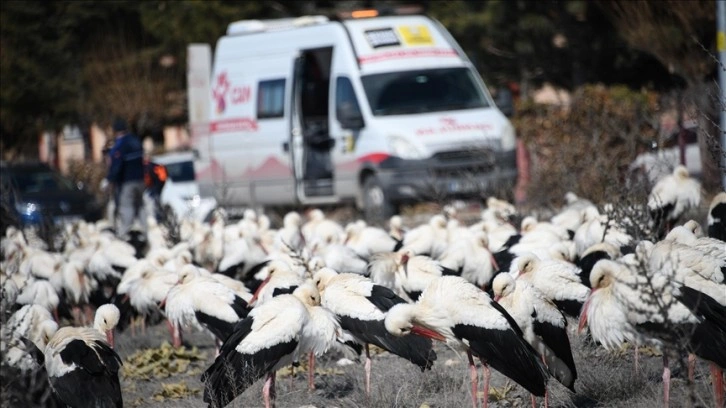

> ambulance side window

[
  {"left": 335, "top": 77, "right": 363, "bottom": 129},
  {"left": 257, "top": 79, "right": 285, "bottom": 119}
]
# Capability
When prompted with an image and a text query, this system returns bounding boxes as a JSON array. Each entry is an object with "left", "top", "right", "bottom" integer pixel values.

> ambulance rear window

[
  {"left": 361, "top": 67, "right": 488, "bottom": 116},
  {"left": 257, "top": 79, "right": 286, "bottom": 119}
]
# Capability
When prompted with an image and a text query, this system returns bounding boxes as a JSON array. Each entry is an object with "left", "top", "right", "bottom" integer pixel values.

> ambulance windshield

[{"left": 361, "top": 67, "right": 489, "bottom": 116}]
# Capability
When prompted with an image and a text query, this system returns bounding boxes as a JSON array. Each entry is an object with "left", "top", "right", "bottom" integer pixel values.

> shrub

[{"left": 514, "top": 84, "right": 660, "bottom": 207}]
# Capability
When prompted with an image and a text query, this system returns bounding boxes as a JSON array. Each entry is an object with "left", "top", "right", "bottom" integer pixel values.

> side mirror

[
  {"left": 338, "top": 102, "right": 364, "bottom": 130},
  {"left": 494, "top": 87, "right": 514, "bottom": 118}
]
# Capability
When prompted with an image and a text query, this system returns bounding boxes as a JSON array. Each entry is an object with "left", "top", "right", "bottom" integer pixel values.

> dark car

[{"left": 1, "top": 161, "right": 103, "bottom": 226}]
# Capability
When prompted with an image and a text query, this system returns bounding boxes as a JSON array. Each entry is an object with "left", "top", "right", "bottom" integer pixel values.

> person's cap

[{"left": 112, "top": 118, "right": 128, "bottom": 133}]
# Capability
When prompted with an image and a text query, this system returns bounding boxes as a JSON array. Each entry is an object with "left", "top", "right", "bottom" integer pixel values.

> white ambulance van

[{"left": 188, "top": 9, "right": 517, "bottom": 220}]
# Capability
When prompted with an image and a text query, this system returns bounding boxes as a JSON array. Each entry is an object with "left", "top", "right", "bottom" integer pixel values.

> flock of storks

[{"left": 1, "top": 164, "right": 725, "bottom": 408}]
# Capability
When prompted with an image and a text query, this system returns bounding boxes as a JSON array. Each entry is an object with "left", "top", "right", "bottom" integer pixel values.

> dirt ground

[{"left": 112, "top": 319, "right": 718, "bottom": 408}]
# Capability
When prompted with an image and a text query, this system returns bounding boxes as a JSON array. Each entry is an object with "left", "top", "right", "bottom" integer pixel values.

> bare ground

[{"left": 114, "top": 320, "right": 718, "bottom": 408}]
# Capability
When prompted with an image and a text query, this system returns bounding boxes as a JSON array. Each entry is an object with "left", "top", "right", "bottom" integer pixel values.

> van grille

[{"left": 433, "top": 149, "right": 494, "bottom": 162}]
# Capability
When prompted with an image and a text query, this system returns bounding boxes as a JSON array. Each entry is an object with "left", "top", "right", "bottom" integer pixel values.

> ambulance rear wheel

[{"left": 362, "top": 176, "right": 395, "bottom": 223}]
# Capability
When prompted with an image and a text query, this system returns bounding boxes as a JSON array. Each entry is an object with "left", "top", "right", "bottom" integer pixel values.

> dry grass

[{"left": 110, "top": 320, "right": 718, "bottom": 408}]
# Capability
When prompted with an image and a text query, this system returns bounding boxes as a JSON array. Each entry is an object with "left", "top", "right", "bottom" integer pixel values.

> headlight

[
  {"left": 388, "top": 135, "right": 426, "bottom": 160},
  {"left": 15, "top": 201, "right": 41, "bottom": 215},
  {"left": 500, "top": 122, "right": 516, "bottom": 151}
]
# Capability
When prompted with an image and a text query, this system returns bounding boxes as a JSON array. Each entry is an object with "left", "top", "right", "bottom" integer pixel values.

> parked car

[
  {"left": 0, "top": 161, "right": 103, "bottom": 226},
  {"left": 629, "top": 121, "right": 701, "bottom": 185},
  {"left": 150, "top": 152, "right": 217, "bottom": 222}
]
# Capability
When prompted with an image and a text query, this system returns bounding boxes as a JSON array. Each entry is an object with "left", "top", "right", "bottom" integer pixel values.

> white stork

[
  {"left": 201, "top": 288, "right": 313, "bottom": 408},
  {"left": 648, "top": 165, "right": 702, "bottom": 235},
  {"left": 493, "top": 273, "right": 577, "bottom": 406},
  {"left": 1, "top": 304, "right": 54, "bottom": 372},
  {"left": 580, "top": 259, "right": 726, "bottom": 408},
  {"left": 384, "top": 276, "right": 548, "bottom": 408},
  {"left": 344, "top": 220, "right": 401, "bottom": 260},
  {"left": 513, "top": 253, "right": 590, "bottom": 318},
  {"left": 313, "top": 267, "right": 437, "bottom": 397},
  {"left": 164, "top": 265, "right": 250, "bottom": 348},
  {"left": 26, "top": 304, "right": 122, "bottom": 408}
]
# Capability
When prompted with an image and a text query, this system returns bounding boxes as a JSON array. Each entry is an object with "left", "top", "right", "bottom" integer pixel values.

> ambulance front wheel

[{"left": 362, "top": 176, "right": 395, "bottom": 223}]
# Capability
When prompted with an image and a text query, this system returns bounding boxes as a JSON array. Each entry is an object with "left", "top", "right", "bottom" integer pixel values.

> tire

[{"left": 362, "top": 175, "right": 395, "bottom": 223}]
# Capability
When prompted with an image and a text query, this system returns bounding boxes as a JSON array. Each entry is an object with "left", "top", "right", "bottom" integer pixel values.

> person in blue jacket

[{"left": 106, "top": 118, "right": 147, "bottom": 241}]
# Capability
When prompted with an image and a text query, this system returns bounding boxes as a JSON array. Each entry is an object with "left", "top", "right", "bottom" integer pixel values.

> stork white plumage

[
  {"left": 274, "top": 211, "right": 306, "bottom": 253},
  {"left": 313, "top": 267, "right": 437, "bottom": 397},
  {"left": 513, "top": 254, "right": 590, "bottom": 318},
  {"left": 401, "top": 214, "right": 448, "bottom": 258},
  {"left": 579, "top": 259, "right": 726, "bottom": 408},
  {"left": 294, "top": 281, "right": 341, "bottom": 391},
  {"left": 60, "top": 259, "right": 95, "bottom": 325},
  {"left": 395, "top": 250, "right": 445, "bottom": 301},
  {"left": 201, "top": 289, "right": 313, "bottom": 408},
  {"left": 16, "top": 279, "right": 60, "bottom": 320},
  {"left": 1, "top": 304, "right": 54, "bottom": 372},
  {"left": 571, "top": 206, "right": 633, "bottom": 258},
  {"left": 665, "top": 224, "right": 726, "bottom": 269},
  {"left": 388, "top": 215, "right": 405, "bottom": 241},
  {"left": 312, "top": 240, "right": 368, "bottom": 276},
  {"left": 164, "top": 265, "right": 250, "bottom": 348},
  {"left": 438, "top": 231, "right": 498, "bottom": 287},
  {"left": 248, "top": 260, "right": 305, "bottom": 306},
  {"left": 493, "top": 273, "right": 577, "bottom": 406},
  {"left": 302, "top": 208, "right": 344, "bottom": 247},
  {"left": 648, "top": 165, "right": 702, "bottom": 235},
  {"left": 26, "top": 304, "right": 123, "bottom": 408},
  {"left": 344, "top": 220, "right": 401, "bottom": 260},
  {"left": 384, "top": 276, "right": 548, "bottom": 408}
]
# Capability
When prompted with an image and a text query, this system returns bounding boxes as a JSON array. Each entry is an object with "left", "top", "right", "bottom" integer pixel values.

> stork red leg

[
  {"left": 711, "top": 363, "right": 724, "bottom": 408},
  {"left": 687, "top": 353, "right": 695, "bottom": 382},
  {"left": 467, "top": 350, "right": 478, "bottom": 408},
  {"left": 663, "top": 355, "right": 671, "bottom": 408},
  {"left": 479, "top": 357, "right": 490, "bottom": 408},
  {"left": 308, "top": 351, "right": 316, "bottom": 391},
  {"left": 364, "top": 344, "right": 372, "bottom": 398},
  {"left": 167, "top": 320, "right": 182, "bottom": 348},
  {"left": 263, "top": 371, "right": 276, "bottom": 408}
]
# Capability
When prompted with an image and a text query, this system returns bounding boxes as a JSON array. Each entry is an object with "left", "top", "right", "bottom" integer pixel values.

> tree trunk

[{"left": 688, "top": 81, "right": 722, "bottom": 192}]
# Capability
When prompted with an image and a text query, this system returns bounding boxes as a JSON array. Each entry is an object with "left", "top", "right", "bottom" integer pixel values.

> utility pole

[{"left": 718, "top": 0, "right": 726, "bottom": 189}]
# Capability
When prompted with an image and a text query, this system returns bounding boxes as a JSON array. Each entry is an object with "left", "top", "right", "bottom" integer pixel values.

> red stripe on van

[
  {"left": 358, "top": 48, "right": 458, "bottom": 64},
  {"left": 210, "top": 117, "right": 258, "bottom": 133},
  {"left": 357, "top": 153, "right": 390, "bottom": 164}
]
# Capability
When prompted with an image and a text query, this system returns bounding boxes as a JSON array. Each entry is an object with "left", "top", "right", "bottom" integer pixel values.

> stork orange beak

[
  {"left": 493, "top": 295, "right": 501, "bottom": 302},
  {"left": 410, "top": 325, "right": 446, "bottom": 342},
  {"left": 106, "top": 329, "right": 115, "bottom": 348},
  {"left": 249, "top": 276, "right": 271, "bottom": 307}
]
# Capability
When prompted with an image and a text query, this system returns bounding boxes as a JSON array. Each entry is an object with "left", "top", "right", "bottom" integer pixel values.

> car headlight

[
  {"left": 388, "top": 135, "right": 426, "bottom": 160},
  {"left": 500, "top": 122, "right": 516, "bottom": 151},
  {"left": 15, "top": 201, "right": 41, "bottom": 215}
]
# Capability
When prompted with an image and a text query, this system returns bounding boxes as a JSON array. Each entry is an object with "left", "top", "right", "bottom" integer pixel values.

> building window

[{"left": 257, "top": 79, "right": 285, "bottom": 119}]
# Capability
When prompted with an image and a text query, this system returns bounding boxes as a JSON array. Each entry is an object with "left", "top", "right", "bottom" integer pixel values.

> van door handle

[{"left": 282, "top": 142, "right": 289, "bottom": 152}]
